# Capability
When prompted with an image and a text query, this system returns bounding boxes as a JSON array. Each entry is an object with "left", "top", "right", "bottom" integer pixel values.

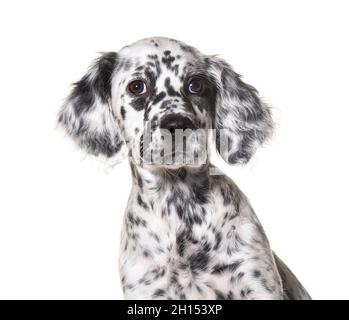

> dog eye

[
  {"left": 187, "top": 77, "right": 204, "bottom": 94},
  {"left": 127, "top": 80, "right": 147, "bottom": 96}
]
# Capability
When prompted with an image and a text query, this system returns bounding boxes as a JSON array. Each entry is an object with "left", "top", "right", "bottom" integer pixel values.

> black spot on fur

[
  {"left": 144, "top": 68, "right": 156, "bottom": 87},
  {"left": 150, "top": 39, "right": 159, "bottom": 47},
  {"left": 162, "top": 54, "right": 175, "bottom": 69},
  {"left": 261, "top": 278, "right": 276, "bottom": 293},
  {"left": 130, "top": 98, "right": 146, "bottom": 111},
  {"left": 120, "top": 106, "right": 126, "bottom": 120},
  {"left": 189, "top": 251, "right": 210, "bottom": 272},
  {"left": 160, "top": 100, "right": 173, "bottom": 109},
  {"left": 137, "top": 175, "right": 143, "bottom": 190},
  {"left": 137, "top": 194, "right": 149, "bottom": 210},
  {"left": 253, "top": 270, "right": 261, "bottom": 278},
  {"left": 152, "top": 91, "right": 166, "bottom": 105},
  {"left": 191, "top": 183, "right": 209, "bottom": 204},
  {"left": 179, "top": 44, "right": 197, "bottom": 55},
  {"left": 176, "top": 230, "right": 187, "bottom": 256},
  {"left": 176, "top": 204, "right": 184, "bottom": 219},
  {"left": 147, "top": 54, "right": 158, "bottom": 60},
  {"left": 164, "top": 77, "right": 180, "bottom": 97},
  {"left": 153, "top": 289, "right": 166, "bottom": 298},
  {"left": 211, "top": 260, "right": 243, "bottom": 274},
  {"left": 215, "top": 289, "right": 226, "bottom": 300},
  {"left": 214, "top": 231, "right": 222, "bottom": 250},
  {"left": 83, "top": 52, "right": 118, "bottom": 106},
  {"left": 143, "top": 250, "right": 150, "bottom": 257}
]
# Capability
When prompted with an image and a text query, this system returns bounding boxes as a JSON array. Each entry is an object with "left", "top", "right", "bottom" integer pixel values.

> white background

[{"left": 0, "top": 0, "right": 348, "bottom": 299}]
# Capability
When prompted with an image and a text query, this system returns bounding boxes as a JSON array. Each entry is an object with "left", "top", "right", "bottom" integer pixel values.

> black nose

[{"left": 160, "top": 114, "right": 197, "bottom": 134}]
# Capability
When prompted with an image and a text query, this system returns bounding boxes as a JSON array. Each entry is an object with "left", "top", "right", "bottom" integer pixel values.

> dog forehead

[{"left": 118, "top": 37, "right": 201, "bottom": 62}]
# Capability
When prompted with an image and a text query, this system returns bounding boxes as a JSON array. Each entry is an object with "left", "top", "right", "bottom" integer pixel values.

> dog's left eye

[
  {"left": 127, "top": 80, "right": 147, "bottom": 96},
  {"left": 187, "top": 77, "right": 204, "bottom": 95}
]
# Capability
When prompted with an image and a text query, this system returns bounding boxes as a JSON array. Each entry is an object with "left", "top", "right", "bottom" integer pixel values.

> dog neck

[{"left": 129, "top": 159, "right": 213, "bottom": 203}]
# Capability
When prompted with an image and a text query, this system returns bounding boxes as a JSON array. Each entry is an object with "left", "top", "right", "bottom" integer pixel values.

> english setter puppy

[{"left": 58, "top": 37, "right": 311, "bottom": 300}]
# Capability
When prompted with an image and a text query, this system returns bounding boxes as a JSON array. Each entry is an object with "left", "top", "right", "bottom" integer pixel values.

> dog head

[{"left": 58, "top": 37, "right": 273, "bottom": 168}]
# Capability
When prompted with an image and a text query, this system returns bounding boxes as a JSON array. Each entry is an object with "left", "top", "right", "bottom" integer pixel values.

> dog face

[
  {"left": 59, "top": 37, "right": 273, "bottom": 168},
  {"left": 111, "top": 38, "right": 218, "bottom": 168}
]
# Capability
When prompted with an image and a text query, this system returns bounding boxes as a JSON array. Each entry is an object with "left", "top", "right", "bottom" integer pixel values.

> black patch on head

[
  {"left": 144, "top": 67, "right": 156, "bottom": 87},
  {"left": 150, "top": 39, "right": 159, "bottom": 47},
  {"left": 162, "top": 53, "right": 176, "bottom": 69},
  {"left": 179, "top": 44, "right": 197, "bottom": 56},
  {"left": 172, "top": 64, "right": 179, "bottom": 76},
  {"left": 147, "top": 54, "right": 158, "bottom": 60},
  {"left": 164, "top": 77, "right": 180, "bottom": 97},
  {"left": 130, "top": 98, "right": 147, "bottom": 111},
  {"left": 152, "top": 91, "right": 166, "bottom": 105},
  {"left": 160, "top": 99, "right": 172, "bottom": 110}
]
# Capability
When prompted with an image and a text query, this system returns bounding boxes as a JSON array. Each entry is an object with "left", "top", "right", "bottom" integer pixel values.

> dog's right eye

[{"left": 127, "top": 80, "right": 147, "bottom": 96}]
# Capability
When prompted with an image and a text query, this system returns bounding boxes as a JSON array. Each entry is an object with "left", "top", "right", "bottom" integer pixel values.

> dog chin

[
  {"left": 140, "top": 147, "right": 208, "bottom": 167},
  {"left": 160, "top": 162, "right": 203, "bottom": 169},
  {"left": 147, "top": 154, "right": 207, "bottom": 169}
]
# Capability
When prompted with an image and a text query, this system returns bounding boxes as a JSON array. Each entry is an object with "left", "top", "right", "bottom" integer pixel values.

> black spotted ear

[
  {"left": 58, "top": 52, "right": 127, "bottom": 163},
  {"left": 208, "top": 56, "right": 273, "bottom": 164}
]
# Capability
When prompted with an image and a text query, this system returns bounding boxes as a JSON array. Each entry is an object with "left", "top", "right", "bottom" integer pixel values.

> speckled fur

[{"left": 58, "top": 37, "right": 311, "bottom": 300}]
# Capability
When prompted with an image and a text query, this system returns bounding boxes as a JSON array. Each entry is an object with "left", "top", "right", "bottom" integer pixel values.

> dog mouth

[
  {"left": 140, "top": 144, "right": 207, "bottom": 167},
  {"left": 135, "top": 126, "right": 209, "bottom": 167}
]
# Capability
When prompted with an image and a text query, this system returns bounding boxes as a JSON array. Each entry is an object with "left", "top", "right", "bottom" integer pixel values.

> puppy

[{"left": 58, "top": 37, "right": 311, "bottom": 300}]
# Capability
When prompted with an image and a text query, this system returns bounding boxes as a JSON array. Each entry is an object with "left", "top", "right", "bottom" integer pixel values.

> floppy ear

[
  {"left": 209, "top": 57, "right": 273, "bottom": 164},
  {"left": 58, "top": 52, "right": 126, "bottom": 163}
]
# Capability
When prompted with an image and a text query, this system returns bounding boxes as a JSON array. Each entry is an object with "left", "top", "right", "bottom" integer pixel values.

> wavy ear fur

[
  {"left": 208, "top": 57, "right": 273, "bottom": 164},
  {"left": 58, "top": 52, "right": 126, "bottom": 162}
]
